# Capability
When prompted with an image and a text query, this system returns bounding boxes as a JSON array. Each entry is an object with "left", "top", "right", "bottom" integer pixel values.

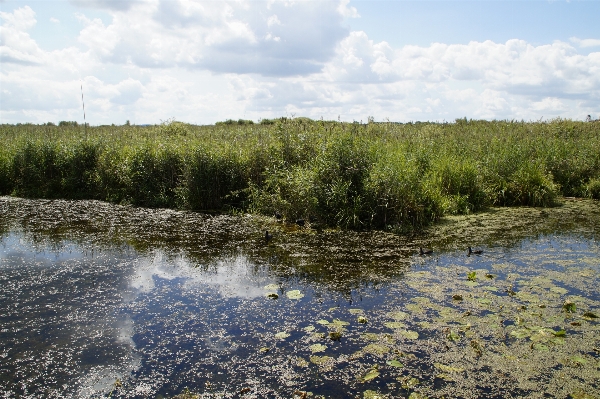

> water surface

[{"left": 1, "top": 197, "right": 599, "bottom": 398}]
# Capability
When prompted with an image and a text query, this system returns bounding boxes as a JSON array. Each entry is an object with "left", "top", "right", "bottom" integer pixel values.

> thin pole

[{"left": 80, "top": 81, "right": 87, "bottom": 136}]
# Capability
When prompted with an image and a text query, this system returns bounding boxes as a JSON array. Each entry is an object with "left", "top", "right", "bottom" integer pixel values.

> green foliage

[
  {"left": 585, "top": 178, "right": 600, "bottom": 200},
  {"left": 1, "top": 118, "right": 599, "bottom": 230},
  {"left": 216, "top": 119, "right": 254, "bottom": 126},
  {"left": 58, "top": 121, "right": 78, "bottom": 127}
]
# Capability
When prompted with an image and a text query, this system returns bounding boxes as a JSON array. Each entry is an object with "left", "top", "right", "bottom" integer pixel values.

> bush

[{"left": 586, "top": 178, "right": 600, "bottom": 200}]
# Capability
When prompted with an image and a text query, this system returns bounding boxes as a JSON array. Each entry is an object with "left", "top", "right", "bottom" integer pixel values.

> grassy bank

[{"left": 1, "top": 118, "right": 599, "bottom": 231}]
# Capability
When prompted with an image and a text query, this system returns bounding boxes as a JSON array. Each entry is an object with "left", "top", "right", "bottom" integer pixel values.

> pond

[{"left": 1, "top": 197, "right": 599, "bottom": 398}]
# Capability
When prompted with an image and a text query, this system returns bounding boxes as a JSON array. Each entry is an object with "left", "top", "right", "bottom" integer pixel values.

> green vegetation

[{"left": 1, "top": 118, "right": 599, "bottom": 231}]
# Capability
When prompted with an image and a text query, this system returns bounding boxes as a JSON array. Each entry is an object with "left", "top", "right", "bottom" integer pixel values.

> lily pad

[
  {"left": 360, "top": 368, "right": 380, "bottom": 382},
  {"left": 533, "top": 343, "right": 549, "bottom": 351},
  {"left": 286, "top": 290, "right": 304, "bottom": 300},
  {"left": 582, "top": 311, "right": 598, "bottom": 319},
  {"left": 386, "top": 360, "right": 404, "bottom": 368},
  {"left": 384, "top": 322, "right": 406, "bottom": 329},
  {"left": 310, "top": 344, "right": 327, "bottom": 353},
  {"left": 264, "top": 284, "right": 279, "bottom": 291},
  {"left": 275, "top": 332, "right": 290, "bottom": 339},
  {"left": 434, "top": 363, "right": 464, "bottom": 373},
  {"left": 510, "top": 329, "right": 530, "bottom": 339},
  {"left": 316, "top": 320, "right": 330, "bottom": 325},
  {"left": 550, "top": 286, "right": 569, "bottom": 295},
  {"left": 310, "top": 355, "right": 333, "bottom": 366},
  {"left": 563, "top": 300, "right": 577, "bottom": 313},
  {"left": 349, "top": 309, "right": 364, "bottom": 314},
  {"left": 388, "top": 311, "right": 409, "bottom": 320},
  {"left": 329, "top": 331, "right": 342, "bottom": 341},
  {"left": 361, "top": 333, "right": 380, "bottom": 341},
  {"left": 399, "top": 330, "right": 419, "bottom": 340},
  {"left": 447, "top": 330, "right": 460, "bottom": 341},
  {"left": 363, "top": 343, "right": 390, "bottom": 355},
  {"left": 332, "top": 319, "right": 350, "bottom": 327}
]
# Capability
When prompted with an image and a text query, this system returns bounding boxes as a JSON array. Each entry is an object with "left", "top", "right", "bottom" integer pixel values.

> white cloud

[
  {"left": 1, "top": 2, "right": 600, "bottom": 124},
  {"left": 50, "top": 17, "right": 60, "bottom": 24},
  {"left": 570, "top": 37, "right": 600, "bottom": 48}
]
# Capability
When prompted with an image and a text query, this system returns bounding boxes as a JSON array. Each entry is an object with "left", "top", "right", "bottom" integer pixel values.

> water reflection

[
  {"left": 1, "top": 197, "right": 600, "bottom": 398},
  {"left": 132, "top": 250, "right": 275, "bottom": 299}
]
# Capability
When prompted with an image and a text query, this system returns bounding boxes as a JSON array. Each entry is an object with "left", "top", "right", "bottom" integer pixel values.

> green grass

[{"left": 1, "top": 118, "right": 599, "bottom": 231}]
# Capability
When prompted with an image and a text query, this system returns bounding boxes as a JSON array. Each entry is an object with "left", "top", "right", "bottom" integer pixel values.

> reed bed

[{"left": 2, "top": 118, "right": 599, "bottom": 231}]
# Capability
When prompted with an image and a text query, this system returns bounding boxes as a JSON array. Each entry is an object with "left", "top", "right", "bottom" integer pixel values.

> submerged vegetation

[{"left": 1, "top": 118, "right": 599, "bottom": 231}]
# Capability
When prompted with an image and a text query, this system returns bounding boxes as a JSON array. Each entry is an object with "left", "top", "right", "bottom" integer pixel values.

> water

[{"left": 1, "top": 198, "right": 599, "bottom": 398}]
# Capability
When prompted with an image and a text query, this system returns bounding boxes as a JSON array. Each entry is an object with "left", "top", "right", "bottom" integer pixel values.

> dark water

[{"left": 1, "top": 198, "right": 599, "bottom": 398}]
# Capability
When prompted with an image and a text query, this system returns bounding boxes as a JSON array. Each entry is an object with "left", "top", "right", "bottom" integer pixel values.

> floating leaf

[
  {"left": 398, "top": 376, "right": 419, "bottom": 389},
  {"left": 360, "top": 367, "right": 380, "bottom": 382},
  {"left": 570, "top": 355, "right": 588, "bottom": 365},
  {"left": 568, "top": 389, "right": 596, "bottom": 399},
  {"left": 310, "top": 355, "right": 333, "bottom": 366},
  {"left": 408, "top": 393, "right": 428, "bottom": 399},
  {"left": 384, "top": 321, "right": 406, "bottom": 329},
  {"left": 388, "top": 311, "right": 409, "bottom": 320},
  {"left": 286, "top": 290, "right": 304, "bottom": 300},
  {"left": 264, "top": 284, "right": 279, "bottom": 290},
  {"left": 447, "top": 330, "right": 460, "bottom": 341},
  {"left": 483, "top": 286, "right": 498, "bottom": 292},
  {"left": 550, "top": 286, "right": 568, "bottom": 295},
  {"left": 464, "top": 281, "right": 479, "bottom": 287},
  {"left": 533, "top": 343, "right": 549, "bottom": 351},
  {"left": 332, "top": 319, "right": 350, "bottom": 327},
  {"left": 399, "top": 330, "right": 419, "bottom": 340},
  {"left": 553, "top": 329, "right": 567, "bottom": 337},
  {"left": 317, "top": 320, "right": 330, "bottom": 325},
  {"left": 275, "top": 332, "right": 290, "bottom": 339},
  {"left": 309, "top": 344, "right": 327, "bottom": 353},
  {"left": 434, "top": 363, "right": 464, "bottom": 373},
  {"left": 358, "top": 316, "right": 368, "bottom": 324},
  {"left": 361, "top": 333, "right": 380, "bottom": 341},
  {"left": 329, "top": 331, "right": 342, "bottom": 341},
  {"left": 349, "top": 309, "right": 364, "bottom": 315},
  {"left": 303, "top": 325, "right": 315, "bottom": 332},
  {"left": 510, "top": 329, "right": 530, "bottom": 339},
  {"left": 563, "top": 300, "right": 577, "bottom": 313},
  {"left": 363, "top": 390, "right": 385, "bottom": 399},
  {"left": 363, "top": 344, "right": 390, "bottom": 355},
  {"left": 386, "top": 360, "right": 404, "bottom": 368},
  {"left": 259, "top": 347, "right": 270, "bottom": 353},
  {"left": 582, "top": 311, "right": 598, "bottom": 319}
]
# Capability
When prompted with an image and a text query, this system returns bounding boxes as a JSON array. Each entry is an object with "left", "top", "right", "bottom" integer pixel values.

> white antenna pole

[{"left": 80, "top": 81, "right": 87, "bottom": 136}]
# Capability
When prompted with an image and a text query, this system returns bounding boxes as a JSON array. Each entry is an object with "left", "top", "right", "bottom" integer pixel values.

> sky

[{"left": 1, "top": 0, "right": 599, "bottom": 125}]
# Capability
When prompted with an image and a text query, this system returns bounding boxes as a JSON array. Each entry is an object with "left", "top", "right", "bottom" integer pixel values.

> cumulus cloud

[
  {"left": 570, "top": 37, "right": 600, "bottom": 48},
  {"left": 1, "top": 1, "right": 600, "bottom": 124},
  {"left": 72, "top": 0, "right": 349, "bottom": 76},
  {"left": 70, "top": 0, "right": 138, "bottom": 11},
  {"left": 0, "top": 6, "right": 45, "bottom": 65}
]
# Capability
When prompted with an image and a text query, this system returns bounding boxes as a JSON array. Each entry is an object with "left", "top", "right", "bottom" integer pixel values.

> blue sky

[{"left": 1, "top": 0, "right": 599, "bottom": 125}]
